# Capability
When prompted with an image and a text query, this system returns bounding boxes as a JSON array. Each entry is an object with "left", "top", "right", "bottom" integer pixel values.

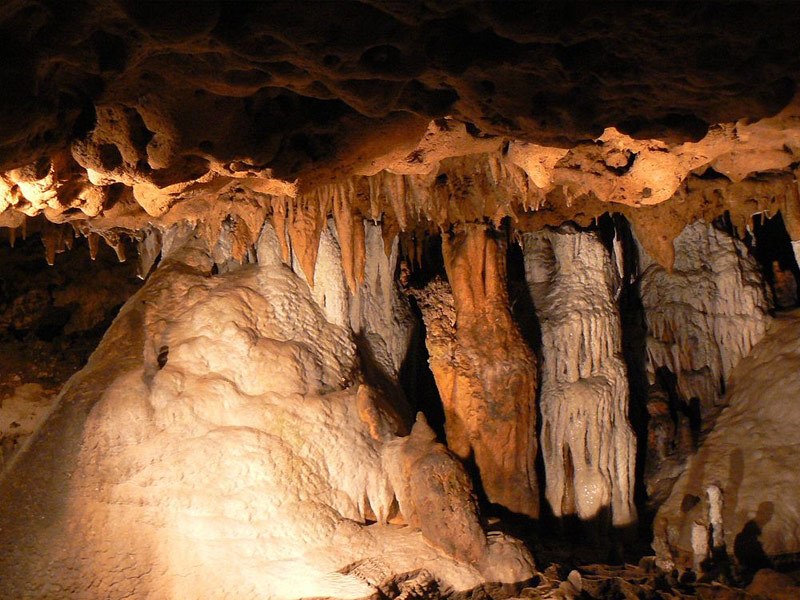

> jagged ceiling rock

[{"left": 1, "top": 1, "right": 800, "bottom": 237}]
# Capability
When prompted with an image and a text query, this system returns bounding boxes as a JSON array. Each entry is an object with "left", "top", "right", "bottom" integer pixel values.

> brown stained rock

[
  {"left": 384, "top": 414, "right": 489, "bottom": 566},
  {"left": 416, "top": 223, "right": 539, "bottom": 518},
  {"left": 747, "top": 569, "right": 800, "bottom": 600},
  {"left": 0, "top": 4, "right": 798, "bottom": 242}
]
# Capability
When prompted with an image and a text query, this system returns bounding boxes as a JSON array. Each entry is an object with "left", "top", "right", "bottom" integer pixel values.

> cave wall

[{"left": 3, "top": 3, "right": 800, "bottom": 594}]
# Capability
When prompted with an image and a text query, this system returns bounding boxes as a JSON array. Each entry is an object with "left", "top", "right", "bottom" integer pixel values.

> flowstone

[
  {"left": 0, "top": 228, "right": 534, "bottom": 599},
  {"left": 522, "top": 225, "right": 636, "bottom": 528},
  {"left": 654, "top": 311, "right": 800, "bottom": 571}
]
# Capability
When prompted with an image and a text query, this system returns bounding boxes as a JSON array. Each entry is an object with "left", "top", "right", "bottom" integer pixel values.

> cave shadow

[
  {"left": 503, "top": 234, "right": 546, "bottom": 536},
  {"left": 353, "top": 331, "right": 414, "bottom": 429},
  {"left": 733, "top": 502, "right": 775, "bottom": 580},
  {"left": 745, "top": 211, "right": 800, "bottom": 310},
  {"left": 396, "top": 232, "right": 449, "bottom": 442}
]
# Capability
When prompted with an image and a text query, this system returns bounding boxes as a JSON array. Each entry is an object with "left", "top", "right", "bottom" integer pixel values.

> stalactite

[
  {"left": 636, "top": 220, "right": 770, "bottom": 420},
  {"left": 522, "top": 225, "right": 637, "bottom": 528},
  {"left": 290, "top": 217, "right": 350, "bottom": 328},
  {"left": 286, "top": 194, "right": 328, "bottom": 286},
  {"left": 269, "top": 195, "right": 290, "bottom": 264},
  {"left": 415, "top": 223, "right": 539, "bottom": 518},
  {"left": 137, "top": 228, "right": 162, "bottom": 280},
  {"left": 332, "top": 185, "right": 366, "bottom": 295},
  {"left": 40, "top": 222, "right": 66, "bottom": 266},
  {"left": 87, "top": 231, "right": 100, "bottom": 260},
  {"left": 781, "top": 184, "right": 800, "bottom": 268},
  {"left": 349, "top": 222, "right": 414, "bottom": 380}
]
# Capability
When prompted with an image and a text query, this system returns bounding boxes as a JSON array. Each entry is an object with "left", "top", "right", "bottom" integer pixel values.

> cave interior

[{"left": 2, "top": 2, "right": 800, "bottom": 599}]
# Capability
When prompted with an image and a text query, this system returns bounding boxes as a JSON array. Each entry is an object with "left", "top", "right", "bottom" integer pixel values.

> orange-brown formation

[{"left": 415, "top": 224, "right": 539, "bottom": 518}]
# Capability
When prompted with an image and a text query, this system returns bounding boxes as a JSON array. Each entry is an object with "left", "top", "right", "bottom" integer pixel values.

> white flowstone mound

[
  {"left": 522, "top": 225, "right": 637, "bottom": 528},
  {"left": 0, "top": 229, "right": 533, "bottom": 599},
  {"left": 653, "top": 311, "right": 800, "bottom": 569},
  {"left": 638, "top": 220, "right": 770, "bottom": 418}
]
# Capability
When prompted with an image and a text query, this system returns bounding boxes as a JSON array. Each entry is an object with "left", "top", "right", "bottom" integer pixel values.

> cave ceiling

[{"left": 1, "top": 0, "right": 800, "bottom": 255}]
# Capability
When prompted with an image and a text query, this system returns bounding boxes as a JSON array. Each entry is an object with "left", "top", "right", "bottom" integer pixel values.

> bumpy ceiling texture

[{"left": 1, "top": 0, "right": 800, "bottom": 260}]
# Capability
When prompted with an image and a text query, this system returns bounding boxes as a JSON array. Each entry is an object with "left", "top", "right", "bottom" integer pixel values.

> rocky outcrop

[
  {"left": 0, "top": 226, "right": 534, "bottom": 599},
  {"left": 653, "top": 312, "right": 800, "bottom": 570},
  {"left": 522, "top": 225, "right": 637, "bottom": 528},
  {"left": 413, "top": 224, "right": 539, "bottom": 518}
]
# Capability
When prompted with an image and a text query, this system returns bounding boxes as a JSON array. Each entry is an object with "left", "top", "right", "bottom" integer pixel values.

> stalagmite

[
  {"left": 707, "top": 484, "right": 724, "bottom": 551},
  {"left": 415, "top": 223, "right": 539, "bottom": 518},
  {"left": 0, "top": 231, "right": 535, "bottom": 599},
  {"left": 522, "top": 225, "right": 637, "bottom": 528},
  {"left": 637, "top": 220, "right": 770, "bottom": 420},
  {"left": 691, "top": 521, "right": 709, "bottom": 573}
]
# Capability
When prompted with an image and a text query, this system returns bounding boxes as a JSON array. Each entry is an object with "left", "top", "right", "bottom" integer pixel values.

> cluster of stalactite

[
  {"left": 0, "top": 198, "right": 784, "bottom": 528},
  {"left": 522, "top": 225, "right": 637, "bottom": 528}
]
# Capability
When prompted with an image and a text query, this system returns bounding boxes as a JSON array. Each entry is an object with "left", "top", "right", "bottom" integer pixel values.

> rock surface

[
  {"left": 1, "top": 3, "right": 800, "bottom": 260},
  {"left": 654, "top": 311, "right": 800, "bottom": 570},
  {"left": 0, "top": 229, "right": 534, "bottom": 599},
  {"left": 522, "top": 225, "right": 636, "bottom": 528}
]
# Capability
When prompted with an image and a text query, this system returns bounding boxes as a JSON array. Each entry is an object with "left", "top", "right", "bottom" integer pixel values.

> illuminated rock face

[
  {"left": 0, "top": 228, "right": 534, "bottom": 599},
  {"left": 522, "top": 225, "right": 636, "bottom": 528},
  {"left": 653, "top": 312, "right": 800, "bottom": 570},
  {"left": 414, "top": 224, "right": 539, "bottom": 518},
  {"left": 638, "top": 221, "right": 771, "bottom": 420}
]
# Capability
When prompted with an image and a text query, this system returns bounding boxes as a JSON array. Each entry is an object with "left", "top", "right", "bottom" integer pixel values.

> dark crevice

[{"left": 745, "top": 212, "right": 800, "bottom": 309}]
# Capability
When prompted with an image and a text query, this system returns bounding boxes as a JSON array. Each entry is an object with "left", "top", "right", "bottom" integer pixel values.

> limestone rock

[
  {"left": 522, "top": 225, "right": 637, "bottom": 528},
  {"left": 0, "top": 234, "right": 533, "bottom": 599},
  {"left": 653, "top": 312, "right": 800, "bottom": 570}
]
